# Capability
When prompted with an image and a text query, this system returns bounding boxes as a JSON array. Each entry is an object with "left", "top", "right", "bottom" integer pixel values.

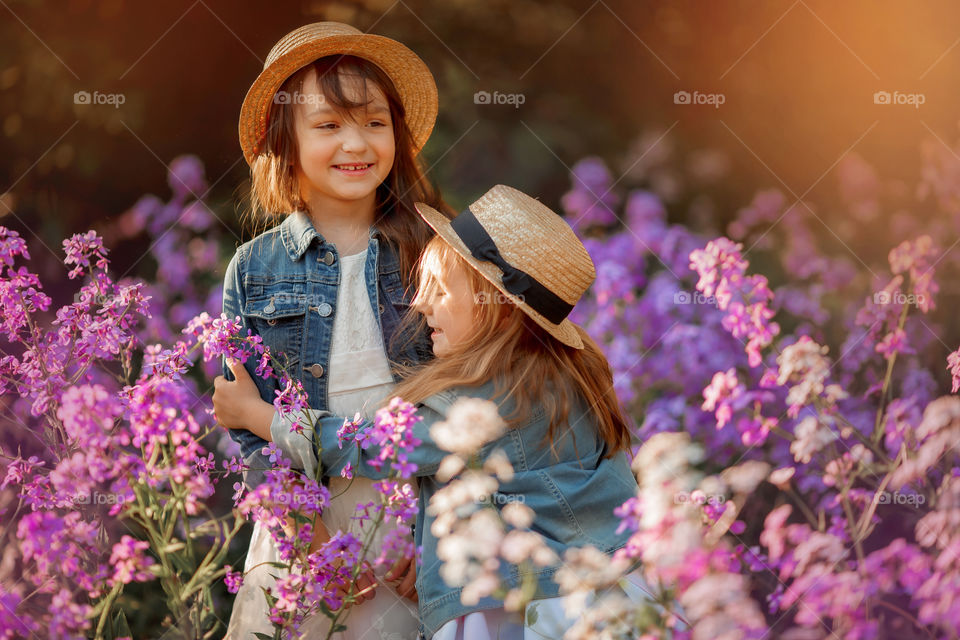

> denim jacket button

[
  {"left": 304, "top": 363, "right": 324, "bottom": 378},
  {"left": 266, "top": 318, "right": 277, "bottom": 326},
  {"left": 322, "top": 251, "right": 335, "bottom": 266},
  {"left": 378, "top": 303, "right": 384, "bottom": 314},
  {"left": 317, "top": 302, "right": 333, "bottom": 317}
]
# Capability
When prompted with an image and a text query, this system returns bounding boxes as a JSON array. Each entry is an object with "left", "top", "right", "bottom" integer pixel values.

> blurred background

[{"left": 2, "top": 0, "right": 959, "bottom": 288}]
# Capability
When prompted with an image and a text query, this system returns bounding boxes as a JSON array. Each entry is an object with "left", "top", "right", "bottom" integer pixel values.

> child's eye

[
  {"left": 367, "top": 120, "right": 387, "bottom": 127},
  {"left": 315, "top": 122, "right": 338, "bottom": 130}
]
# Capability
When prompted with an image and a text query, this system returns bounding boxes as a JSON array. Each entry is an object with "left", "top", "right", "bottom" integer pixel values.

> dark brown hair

[{"left": 246, "top": 54, "right": 450, "bottom": 285}]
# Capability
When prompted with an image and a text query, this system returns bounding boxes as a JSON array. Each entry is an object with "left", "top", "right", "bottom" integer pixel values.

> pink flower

[
  {"left": 701, "top": 368, "right": 743, "bottom": 429},
  {"left": 109, "top": 535, "right": 154, "bottom": 585},
  {"left": 947, "top": 347, "right": 960, "bottom": 394}
]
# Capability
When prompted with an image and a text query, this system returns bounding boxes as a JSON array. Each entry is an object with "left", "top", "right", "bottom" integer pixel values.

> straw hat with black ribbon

[
  {"left": 415, "top": 185, "right": 596, "bottom": 350},
  {"left": 239, "top": 22, "right": 439, "bottom": 165}
]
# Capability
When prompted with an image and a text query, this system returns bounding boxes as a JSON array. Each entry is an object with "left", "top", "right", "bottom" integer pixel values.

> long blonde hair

[
  {"left": 390, "top": 236, "right": 631, "bottom": 455},
  {"left": 245, "top": 54, "right": 450, "bottom": 285}
]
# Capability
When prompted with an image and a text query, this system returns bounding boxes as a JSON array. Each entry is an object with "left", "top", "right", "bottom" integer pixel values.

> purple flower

[
  {"left": 108, "top": 535, "right": 154, "bottom": 586},
  {"left": 62, "top": 230, "right": 109, "bottom": 279},
  {"left": 167, "top": 154, "right": 208, "bottom": 199},
  {"left": 224, "top": 566, "right": 244, "bottom": 594},
  {"left": 947, "top": 348, "right": 960, "bottom": 394},
  {"left": 702, "top": 368, "right": 743, "bottom": 429}
]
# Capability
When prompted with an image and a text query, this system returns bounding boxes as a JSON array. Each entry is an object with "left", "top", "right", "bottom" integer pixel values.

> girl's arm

[
  {"left": 271, "top": 398, "right": 454, "bottom": 480},
  {"left": 213, "top": 361, "right": 467, "bottom": 480},
  {"left": 221, "top": 252, "right": 274, "bottom": 484},
  {"left": 214, "top": 360, "right": 320, "bottom": 479}
]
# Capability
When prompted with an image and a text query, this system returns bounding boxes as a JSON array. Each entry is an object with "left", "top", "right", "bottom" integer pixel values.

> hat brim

[
  {"left": 239, "top": 34, "right": 438, "bottom": 165},
  {"left": 415, "top": 202, "right": 585, "bottom": 350}
]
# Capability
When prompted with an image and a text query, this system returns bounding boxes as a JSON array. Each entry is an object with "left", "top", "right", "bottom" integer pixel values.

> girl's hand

[
  {"left": 212, "top": 360, "right": 275, "bottom": 440},
  {"left": 384, "top": 554, "right": 418, "bottom": 602}
]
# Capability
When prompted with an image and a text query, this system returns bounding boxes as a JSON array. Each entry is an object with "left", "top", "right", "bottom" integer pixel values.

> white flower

[
  {"left": 428, "top": 470, "right": 499, "bottom": 517},
  {"left": 482, "top": 448, "right": 514, "bottom": 482},
  {"left": 430, "top": 397, "right": 506, "bottom": 456},
  {"left": 501, "top": 502, "right": 534, "bottom": 529},
  {"left": 720, "top": 460, "right": 771, "bottom": 494},
  {"left": 789, "top": 416, "right": 837, "bottom": 464},
  {"left": 436, "top": 454, "right": 465, "bottom": 483}
]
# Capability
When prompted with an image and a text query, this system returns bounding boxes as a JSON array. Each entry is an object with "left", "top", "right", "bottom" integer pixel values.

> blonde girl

[{"left": 215, "top": 185, "right": 647, "bottom": 638}]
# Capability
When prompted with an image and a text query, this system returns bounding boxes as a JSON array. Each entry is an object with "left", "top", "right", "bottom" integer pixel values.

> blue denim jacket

[
  {"left": 221, "top": 211, "right": 433, "bottom": 482},
  {"left": 269, "top": 380, "right": 639, "bottom": 637}
]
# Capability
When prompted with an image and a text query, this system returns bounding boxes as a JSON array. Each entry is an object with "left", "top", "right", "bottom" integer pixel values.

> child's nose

[{"left": 339, "top": 125, "right": 368, "bottom": 152}]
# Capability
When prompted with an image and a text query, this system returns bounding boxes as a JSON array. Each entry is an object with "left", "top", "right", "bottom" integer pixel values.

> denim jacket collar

[{"left": 279, "top": 210, "right": 384, "bottom": 262}]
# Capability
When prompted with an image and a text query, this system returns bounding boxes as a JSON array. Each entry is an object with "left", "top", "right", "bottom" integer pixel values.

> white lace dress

[{"left": 226, "top": 249, "right": 419, "bottom": 640}]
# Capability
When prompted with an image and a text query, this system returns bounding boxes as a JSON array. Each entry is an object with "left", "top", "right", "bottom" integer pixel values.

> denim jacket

[
  {"left": 269, "top": 380, "right": 640, "bottom": 638},
  {"left": 221, "top": 211, "right": 433, "bottom": 483}
]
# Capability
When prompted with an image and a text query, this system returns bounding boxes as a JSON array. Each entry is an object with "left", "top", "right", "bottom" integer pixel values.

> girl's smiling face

[
  {"left": 416, "top": 258, "right": 479, "bottom": 358},
  {"left": 292, "top": 68, "right": 396, "bottom": 208}
]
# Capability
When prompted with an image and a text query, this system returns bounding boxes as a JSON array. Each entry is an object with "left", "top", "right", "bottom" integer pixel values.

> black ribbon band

[{"left": 449, "top": 208, "right": 573, "bottom": 325}]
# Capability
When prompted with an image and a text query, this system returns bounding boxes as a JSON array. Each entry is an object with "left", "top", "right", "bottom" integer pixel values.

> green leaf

[
  {"left": 526, "top": 603, "right": 539, "bottom": 626},
  {"left": 113, "top": 609, "right": 132, "bottom": 637},
  {"left": 253, "top": 633, "right": 274, "bottom": 640},
  {"left": 169, "top": 550, "right": 195, "bottom": 574}
]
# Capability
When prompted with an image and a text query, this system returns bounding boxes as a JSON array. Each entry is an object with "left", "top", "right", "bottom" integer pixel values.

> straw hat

[
  {"left": 239, "top": 22, "right": 438, "bottom": 165},
  {"left": 415, "top": 185, "right": 596, "bottom": 349}
]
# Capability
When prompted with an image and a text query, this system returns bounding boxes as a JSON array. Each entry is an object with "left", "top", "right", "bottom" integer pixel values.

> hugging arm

[
  {"left": 269, "top": 399, "right": 455, "bottom": 480},
  {"left": 221, "top": 252, "right": 273, "bottom": 486}
]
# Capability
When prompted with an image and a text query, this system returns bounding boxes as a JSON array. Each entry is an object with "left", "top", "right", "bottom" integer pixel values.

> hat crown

[
  {"left": 264, "top": 22, "right": 362, "bottom": 70},
  {"left": 467, "top": 185, "right": 595, "bottom": 306},
  {"left": 239, "top": 21, "right": 438, "bottom": 164}
]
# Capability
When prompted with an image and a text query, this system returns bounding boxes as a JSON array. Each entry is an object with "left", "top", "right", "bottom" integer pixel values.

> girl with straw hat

[
  {"left": 215, "top": 185, "right": 651, "bottom": 638},
  {"left": 222, "top": 21, "right": 451, "bottom": 639}
]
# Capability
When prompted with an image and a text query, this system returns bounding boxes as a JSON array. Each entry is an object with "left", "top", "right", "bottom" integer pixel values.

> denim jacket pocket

[{"left": 243, "top": 289, "right": 306, "bottom": 373}]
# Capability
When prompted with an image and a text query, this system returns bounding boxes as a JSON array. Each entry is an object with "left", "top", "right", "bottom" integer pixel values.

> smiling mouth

[{"left": 334, "top": 163, "right": 373, "bottom": 171}]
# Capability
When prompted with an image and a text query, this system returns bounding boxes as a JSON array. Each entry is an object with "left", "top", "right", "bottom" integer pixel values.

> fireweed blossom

[
  {"left": 425, "top": 398, "right": 558, "bottom": 611},
  {"left": 552, "top": 145, "right": 960, "bottom": 638},
  {"left": 689, "top": 237, "right": 780, "bottom": 369},
  {"left": 0, "top": 216, "right": 249, "bottom": 638},
  {"left": 5, "top": 141, "right": 960, "bottom": 637}
]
